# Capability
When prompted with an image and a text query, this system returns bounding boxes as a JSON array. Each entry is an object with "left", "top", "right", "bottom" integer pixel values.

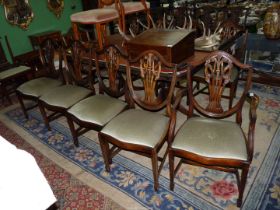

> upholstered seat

[
  {"left": 17, "top": 77, "right": 62, "bottom": 98},
  {"left": 172, "top": 117, "right": 247, "bottom": 160},
  {"left": 40, "top": 85, "right": 91, "bottom": 109},
  {"left": 0, "top": 66, "right": 30, "bottom": 80},
  {"left": 70, "top": 8, "right": 119, "bottom": 24},
  {"left": 68, "top": 94, "right": 127, "bottom": 126},
  {"left": 0, "top": 65, "right": 32, "bottom": 105},
  {"left": 102, "top": 109, "right": 169, "bottom": 147}
]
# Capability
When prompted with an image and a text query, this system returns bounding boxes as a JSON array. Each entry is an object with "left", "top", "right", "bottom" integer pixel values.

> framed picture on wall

[{"left": 3, "top": 0, "right": 17, "bottom": 7}]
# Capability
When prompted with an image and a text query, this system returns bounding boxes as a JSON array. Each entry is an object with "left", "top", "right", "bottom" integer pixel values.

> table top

[{"left": 127, "top": 29, "right": 195, "bottom": 47}]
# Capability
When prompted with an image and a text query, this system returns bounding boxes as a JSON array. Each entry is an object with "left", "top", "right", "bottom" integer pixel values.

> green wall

[{"left": 0, "top": 0, "right": 83, "bottom": 62}]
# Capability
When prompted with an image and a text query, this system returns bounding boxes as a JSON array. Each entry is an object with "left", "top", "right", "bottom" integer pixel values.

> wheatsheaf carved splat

[
  {"left": 105, "top": 47, "right": 120, "bottom": 92},
  {"left": 204, "top": 54, "right": 233, "bottom": 113},
  {"left": 140, "top": 53, "right": 161, "bottom": 104}
]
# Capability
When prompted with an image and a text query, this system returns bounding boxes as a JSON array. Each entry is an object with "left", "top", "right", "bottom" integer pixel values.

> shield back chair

[
  {"left": 98, "top": 50, "right": 179, "bottom": 191},
  {"left": 169, "top": 51, "right": 259, "bottom": 207},
  {"left": 38, "top": 40, "right": 94, "bottom": 130},
  {"left": 71, "top": 0, "right": 121, "bottom": 53},
  {"left": 66, "top": 45, "right": 129, "bottom": 147},
  {"left": 194, "top": 20, "right": 247, "bottom": 109},
  {"left": 16, "top": 38, "right": 65, "bottom": 119}
]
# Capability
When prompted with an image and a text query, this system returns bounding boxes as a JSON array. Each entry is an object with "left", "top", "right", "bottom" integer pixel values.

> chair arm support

[
  {"left": 173, "top": 88, "right": 187, "bottom": 111},
  {"left": 246, "top": 92, "right": 259, "bottom": 161}
]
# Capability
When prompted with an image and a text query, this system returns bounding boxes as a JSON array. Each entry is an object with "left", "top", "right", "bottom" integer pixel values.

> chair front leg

[
  {"left": 237, "top": 165, "right": 249, "bottom": 207},
  {"left": 38, "top": 102, "right": 51, "bottom": 130},
  {"left": 16, "top": 92, "right": 28, "bottom": 119},
  {"left": 151, "top": 150, "right": 159, "bottom": 191},
  {"left": 98, "top": 133, "right": 111, "bottom": 172},
  {"left": 66, "top": 116, "right": 79, "bottom": 147},
  {"left": 169, "top": 150, "right": 175, "bottom": 191},
  {"left": 1, "top": 83, "right": 12, "bottom": 105}
]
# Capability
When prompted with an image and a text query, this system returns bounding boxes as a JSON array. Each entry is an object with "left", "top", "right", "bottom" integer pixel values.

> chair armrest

[
  {"left": 173, "top": 88, "right": 187, "bottom": 111},
  {"left": 246, "top": 92, "right": 259, "bottom": 161}
]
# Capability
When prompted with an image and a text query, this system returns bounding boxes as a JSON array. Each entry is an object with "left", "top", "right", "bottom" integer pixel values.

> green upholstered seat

[
  {"left": 68, "top": 94, "right": 127, "bottom": 126},
  {"left": 195, "top": 66, "right": 238, "bottom": 82},
  {"left": 17, "top": 77, "right": 62, "bottom": 97},
  {"left": 40, "top": 85, "right": 91, "bottom": 108},
  {"left": 172, "top": 117, "right": 247, "bottom": 160},
  {"left": 0, "top": 66, "right": 30, "bottom": 80},
  {"left": 101, "top": 109, "right": 169, "bottom": 147}
]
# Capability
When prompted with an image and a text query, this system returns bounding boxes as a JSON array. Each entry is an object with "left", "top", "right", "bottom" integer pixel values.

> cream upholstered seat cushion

[
  {"left": 195, "top": 66, "right": 238, "bottom": 82},
  {"left": 17, "top": 77, "right": 62, "bottom": 97},
  {"left": 0, "top": 66, "right": 30, "bottom": 80},
  {"left": 101, "top": 109, "right": 169, "bottom": 147},
  {"left": 68, "top": 94, "right": 127, "bottom": 126},
  {"left": 172, "top": 117, "right": 248, "bottom": 161},
  {"left": 70, "top": 8, "right": 119, "bottom": 24},
  {"left": 122, "top": 2, "right": 150, "bottom": 14},
  {"left": 40, "top": 85, "right": 91, "bottom": 109}
]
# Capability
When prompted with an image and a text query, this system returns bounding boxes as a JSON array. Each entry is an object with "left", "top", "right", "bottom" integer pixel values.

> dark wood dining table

[{"left": 75, "top": 29, "right": 241, "bottom": 82}]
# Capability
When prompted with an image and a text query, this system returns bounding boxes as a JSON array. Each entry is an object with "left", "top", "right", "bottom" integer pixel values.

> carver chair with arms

[
  {"left": 16, "top": 38, "right": 65, "bottom": 118},
  {"left": 194, "top": 20, "right": 247, "bottom": 109},
  {"left": 169, "top": 51, "right": 259, "bottom": 207},
  {"left": 98, "top": 50, "right": 179, "bottom": 191},
  {"left": 66, "top": 44, "right": 128, "bottom": 147},
  {"left": 38, "top": 40, "right": 94, "bottom": 130}
]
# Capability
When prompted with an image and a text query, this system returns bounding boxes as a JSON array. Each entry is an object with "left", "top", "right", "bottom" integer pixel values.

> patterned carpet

[
  {"left": 1, "top": 83, "right": 280, "bottom": 210},
  {"left": 0, "top": 121, "right": 123, "bottom": 209}
]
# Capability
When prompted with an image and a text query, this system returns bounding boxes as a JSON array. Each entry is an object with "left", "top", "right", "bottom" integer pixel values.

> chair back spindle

[
  {"left": 95, "top": 45, "right": 127, "bottom": 98},
  {"left": 63, "top": 40, "right": 95, "bottom": 91}
]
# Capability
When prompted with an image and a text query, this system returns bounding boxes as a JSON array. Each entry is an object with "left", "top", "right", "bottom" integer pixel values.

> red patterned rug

[{"left": 0, "top": 121, "right": 123, "bottom": 210}]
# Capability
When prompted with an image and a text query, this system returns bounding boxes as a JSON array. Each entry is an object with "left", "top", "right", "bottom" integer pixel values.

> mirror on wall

[
  {"left": 1, "top": 0, "right": 34, "bottom": 29},
  {"left": 47, "top": 0, "right": 64, "bottom": 18}
]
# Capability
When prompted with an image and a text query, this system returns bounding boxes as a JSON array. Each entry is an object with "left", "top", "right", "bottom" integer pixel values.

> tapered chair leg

[
  {"left": 38, "top": 102, "right": 51, "bottom": 131},
  {"left": 151, "top": 151, "right": 159, "bottom": 191},
  {"left": 169, "top": 151, "right": 175, "bottom": 191},
  {"left": 237, "top": 166, "right": 249, "bottom": 207},
  {"left": 98, "top": 135, "right": 111, "bottom": 172},
  {"left": 1, "top": 84, "right": 12, "bottom": 105},
  {"left": 66, "top": 116, "right": 79, "bottom": 147},
  {"left": 17, "top": 92, "right": 28, "bottom": 119}
]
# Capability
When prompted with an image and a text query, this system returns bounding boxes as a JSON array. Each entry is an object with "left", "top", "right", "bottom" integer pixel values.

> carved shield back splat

[
  {"left": 139, "top": 53, "right": 161, "bottom": 104},
  {"left": 204, "top": 54, "right": 232, "bottom": 113},
  {"left": 105, "top": 47, "right": 120, "bottom": 92}
]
